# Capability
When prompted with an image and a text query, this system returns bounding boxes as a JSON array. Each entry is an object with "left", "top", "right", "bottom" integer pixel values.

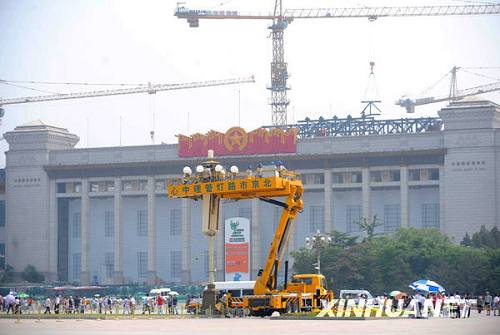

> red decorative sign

[{"left": 177, "top": 127, "right": 297, "bottom": 157}]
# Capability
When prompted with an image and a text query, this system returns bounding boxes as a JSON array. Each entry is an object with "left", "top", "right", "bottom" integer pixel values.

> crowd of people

[
  {"left": 0, "top": 290, "right": 499, "bottom": 317},
  {"left": 381, "top": 291, "right": 500, "bottom": 318},
  {"left": 0, "top": 292, "right": 179, "bottom": 315}
]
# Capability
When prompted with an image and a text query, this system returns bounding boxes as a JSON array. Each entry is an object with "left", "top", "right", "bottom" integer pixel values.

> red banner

[
  {"left": 225, "top": 243, "right": 249, "bottom": 273},
  {"left": 177, "top": 126, "right": 297, "bottom": 157}
]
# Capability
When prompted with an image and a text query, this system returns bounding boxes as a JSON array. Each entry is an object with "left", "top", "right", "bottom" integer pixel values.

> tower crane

[
  {"left": 175, "top": 1, "right": 500, "bottom": 126},
  {"left": 396, "top": 66, "right": 500, "bottom": 113},
  {"left": 0, "top": 75, "right": 254, "bottom": 109}
]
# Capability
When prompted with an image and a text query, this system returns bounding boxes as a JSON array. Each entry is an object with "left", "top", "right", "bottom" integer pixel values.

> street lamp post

[{"left": 305, "top": 230, "right": 331, "bottom": 274}]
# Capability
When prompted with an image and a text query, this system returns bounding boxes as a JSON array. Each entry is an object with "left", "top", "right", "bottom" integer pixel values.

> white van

[{"left": 208, "top": 281, "right": 255, "bottom": 298}]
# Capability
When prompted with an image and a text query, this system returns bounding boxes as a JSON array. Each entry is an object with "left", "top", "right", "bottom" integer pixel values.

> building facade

[{"left": 2, "top": 100, "right": 499, "bottom": 285}]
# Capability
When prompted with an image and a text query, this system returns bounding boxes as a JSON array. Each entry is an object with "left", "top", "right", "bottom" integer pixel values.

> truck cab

[{"left": 286, "top": 274, "right": 329, "bottom": 295}]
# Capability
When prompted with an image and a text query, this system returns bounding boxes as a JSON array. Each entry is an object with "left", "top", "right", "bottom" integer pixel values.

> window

[
  {"left": 384, "top": 204, "right": 401, "bottom": 233},
  {"left": 0, "top": 243, "right": 5, "bottom": 269},
  {"left": 422, "top": 203, "right": 440, "bottom": 229},
  {"left": 104, "top": 211, "right": 114, "bottom": 237},
  {"left": 105, "top": 252, "right": 114, "bottom": 278},
  {"left": 57, "top": 183, "right": 66, "bottom": 193},
  {"left": 309, "top": 206, "right": 324, "bottom": 233},
  {"left": 409, "top": 169, "right": 420, "bottom": 181},
  {"left": 71, "top": 212, "right": 81, "bottom": 238},
  {"left": 122, "top": 180, "right": 148, "bottom": 192},
  {"left": 155, "top": 179, "right": 167, "bottom": 191},
  {"left": 429, "top": 168, "right": 439, "bottom": 181},
  {"left": 0, "top": 200, "right": 5, "bottom": 227},
  {"left": 302, "top": 173, "right": 324, "bottom": 185},
  {"left": 57, "top": 182, "right": 81, "bottom": 193},
  {"left": 346, "top": 205, "right": 362, "bottom": 233},
  {"left": 238, "top": 207, "right": 252, "bottom": 220},
  {"left": 72, "top": 253, "right": 81, "bottom": 281},
  {"left": 89, "top": 182, "right": 100, "bottom": 192},
  {"left": 333, "top": 172, "right": 362, "bottom": 184},
  {"left": 106, "top": 181, "right": 115, "bottom": 192},
  {"left": 170, "top": 209, "right": 181, "bottom": 236},
  {"left": 170, "top": 251, "right": 182, "bottom": 279},
  {"left": 390, "top": 170, "right": 400, "bottom": 182},
  {"left": 137, "top": 252, "right": 148, "bottom": 279},
  {"left": 370, "top": 171, "right": 382, "bottom": 182},
  {"left": 137, "top": 210, "right": 148, "bottom": 236}
]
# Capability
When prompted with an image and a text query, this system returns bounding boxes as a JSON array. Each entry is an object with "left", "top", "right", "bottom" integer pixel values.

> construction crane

[
  {"left": 396, "top": 66, "right": 500, "bottom": 113},
  {"left": 0, "top": 76, "right": 254, "bottom": 107},
  {"left": 175, "top": 2, "right": 500, "bottom": 127}
]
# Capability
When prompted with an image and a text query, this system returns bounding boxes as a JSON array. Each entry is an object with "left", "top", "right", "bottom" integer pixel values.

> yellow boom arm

[{"left": 168, "top": 171, "right": 303, "bottom": 294}]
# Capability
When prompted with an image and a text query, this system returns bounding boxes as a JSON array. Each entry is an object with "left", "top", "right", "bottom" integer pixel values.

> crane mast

[{"left": 175, "top": 3, "right": 500, "bottom": 126}]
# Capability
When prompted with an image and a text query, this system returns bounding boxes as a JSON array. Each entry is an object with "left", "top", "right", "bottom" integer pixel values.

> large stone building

[{"left": 1, "top": 99, "right": 499, "bottom": 285}]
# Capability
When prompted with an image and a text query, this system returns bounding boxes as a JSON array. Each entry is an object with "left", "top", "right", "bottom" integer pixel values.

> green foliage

[
  {"left": 0, "top": 265, "right": 14, "bottom": 284},
  {"left": 292, "top": 227, "right": 500, "bottom": 295},
  {"left": 21, "top": 264, "right": 45, "bottom": 283},
  {"left": 461, "top": 226, "right": 500, "bottom": 249}
]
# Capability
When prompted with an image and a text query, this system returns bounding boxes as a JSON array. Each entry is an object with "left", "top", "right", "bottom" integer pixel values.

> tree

[
  {"left": 461, "top": 232, "right": 472, "bottom": 247},
  {"left": 357, "top": 215, "right": 381, "bottom": 241},
  {"left": 328, "top": 230, "right": 358, "bottom": 248},
  {"left": 0, "top": 264, "right": 14, "bottom": 284},
  {"left": 21, "top": 264, "right": 45, "bottom": 283},
  {"left": 467, "top": 226, "right": 500, "bottom": 249}
]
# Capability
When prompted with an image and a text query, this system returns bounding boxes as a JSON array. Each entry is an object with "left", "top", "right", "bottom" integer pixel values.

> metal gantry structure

[
  {"left": 264, "top": 114, "right": 442, "bottom": 138},
  {"left": 175, "top": 2, "right": 500, "bottom": 127}
]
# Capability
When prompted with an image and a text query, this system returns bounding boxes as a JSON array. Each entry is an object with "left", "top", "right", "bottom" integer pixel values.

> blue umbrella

[{"left": 409, "top": 279, "right": 445, "bottom": 293}]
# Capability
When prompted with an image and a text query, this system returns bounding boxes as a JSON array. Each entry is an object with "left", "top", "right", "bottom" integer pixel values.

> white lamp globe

[
  {"left": 196, "top": 165, "right": 204, "bottom": 173},
  {"left": 183, "top": 166, "right": 192, "bottom": 175},
  {"left": 215, "top": 164, "right": 223, "bottom": 172},
  {"left": 230, "top": 165, "right": 239, "bottom": 174}
]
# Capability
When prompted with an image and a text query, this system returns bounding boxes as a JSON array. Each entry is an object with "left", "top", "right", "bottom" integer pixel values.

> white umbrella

[{"left": 168, "top": 291, "right": 179, "bottom": 296}]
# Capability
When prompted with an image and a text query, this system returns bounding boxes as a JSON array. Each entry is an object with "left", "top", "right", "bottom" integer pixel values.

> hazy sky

[{"left": 1, "top": 0, "right": 499, "bottom": 167}]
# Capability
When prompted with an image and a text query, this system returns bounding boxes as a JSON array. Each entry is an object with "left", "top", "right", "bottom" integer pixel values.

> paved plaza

[{"left": 1, "top": 315, "right": 499, "bottom": 335}]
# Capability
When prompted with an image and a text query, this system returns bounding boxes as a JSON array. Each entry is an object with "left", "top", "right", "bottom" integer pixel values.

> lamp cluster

[{"left": 181, "top": 161, "right": 288, "bottom": 184}]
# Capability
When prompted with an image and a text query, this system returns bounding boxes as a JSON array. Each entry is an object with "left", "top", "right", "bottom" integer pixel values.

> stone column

[
  {"left": 113, "top": 178, "right": 124, "bottom": 284},
  {"left": 251, "top": 199, "right": 260, "bottom": 279},
  {"left": 47, "top": 179, "right": 58, "bottom": 282},
  {"left": 80, "top": 179, "right": 90, "bottom": 285},
  {"left": 324, "top": 169, "right": 333, "bottom": 233},
  {"left": 181, "top": 198, "right": 192, "bottom": 284},
  {"left": 400, "top": 166, "right": 409, "bottom": 228},
  {"left": 216, "top": 201, "right": 225, "bottom": 281},
  {"left": 147, "top": 177, "right": 157, "bottom": 285},
  {"left": 361, "top": 167, "right": 371, "bottom": 222},
  {"left": 439, "top": 166, "right": 445, "bottom": 233}
]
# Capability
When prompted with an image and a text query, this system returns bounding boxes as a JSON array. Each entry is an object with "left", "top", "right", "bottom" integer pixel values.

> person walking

[
  {"left": 156, "top": 294, "right": 164, "bottom": 314},
  {"left": 5, "top": 292, "right": 15, "bottom": 314},
  {"left": 43, "top": 297, "right": 51, "bottom": 314},
  {"left": 463, "top": 294, "right": 472, "bottom": 318},
  {"left": 172, "top": 295, "right": 178, "bottom": 315},
  {"left": 454, "top": 292, "right": 461, "bottom": 319},
  {"left": 477, "top": 295, "right": 484, "bottom": 314},
  {"left": 142, "top": 294, "right": 151, "bottom": 314},
  {"left": 493, "top": 294, "right": 500, "bottom": 316},
  {"left": 54, "top": 295, "right": 60, "bottom": 314},
  {"left": 485, "top": 291, "right": 492, "bottom": 316}
]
